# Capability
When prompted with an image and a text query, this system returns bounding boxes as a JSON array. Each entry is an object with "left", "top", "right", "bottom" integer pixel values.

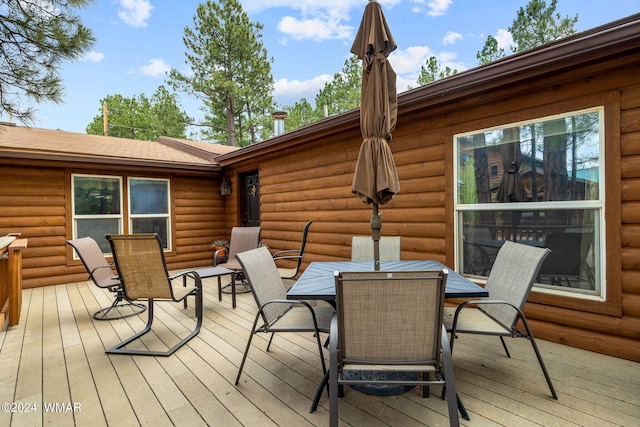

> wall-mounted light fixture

[{"left": 220, "top": 177, "right": 231, "bottom": 196}]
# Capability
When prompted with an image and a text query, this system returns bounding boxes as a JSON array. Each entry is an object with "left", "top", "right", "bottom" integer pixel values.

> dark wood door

[{"left": 241, "top": 171, "right": 260, "bottom": 226}]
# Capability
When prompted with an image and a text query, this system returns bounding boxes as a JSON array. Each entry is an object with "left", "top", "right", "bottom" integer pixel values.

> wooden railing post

[
  {"left": 8, "top": 239, "right": 27, "bottom": 326},
  {"left": 1, "top": 236, "right": 27, "bottom": 329}
]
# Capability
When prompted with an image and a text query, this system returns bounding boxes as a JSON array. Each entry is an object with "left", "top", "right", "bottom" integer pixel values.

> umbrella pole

[{"left": 371, "top": 203, "right": 381, "bottom": 271}]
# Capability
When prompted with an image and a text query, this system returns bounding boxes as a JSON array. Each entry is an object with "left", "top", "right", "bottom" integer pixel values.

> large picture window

[
  {"left": 72, "top": 175, "right": 123, "bottom": 253},
  {"left": 128, "top": 178, "right": 171, "bottom": 249},
  {"left": 454, "top": 108, "right": 604, "bottom": 298}
]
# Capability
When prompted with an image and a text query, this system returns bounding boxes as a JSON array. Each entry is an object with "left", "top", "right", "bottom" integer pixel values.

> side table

[{"left": 183, "top": 266, "right": 236, "bottom": 308}]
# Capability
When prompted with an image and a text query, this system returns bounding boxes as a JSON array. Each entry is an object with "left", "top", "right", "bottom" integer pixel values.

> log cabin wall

[
  {"left": 218, "top": 38, "right": 640, "bottom": 361},
  {"left": 0, "top": 163, "right": 224, "bottom": 289}
]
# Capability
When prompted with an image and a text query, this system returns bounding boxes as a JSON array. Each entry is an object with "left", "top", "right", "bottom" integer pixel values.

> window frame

[
  {"left": 127, "top": 177, "right": 172, "bottom": 250},
  {"left": 450, "top": 92, "right": 622, "bottom": 317},
  {"left": 71, "top": 173, "right": 124, "bottom": 255}
]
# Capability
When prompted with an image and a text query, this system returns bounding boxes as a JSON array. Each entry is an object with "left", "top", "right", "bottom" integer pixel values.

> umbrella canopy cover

[{"left": 351, "top": 1, "right": 400, "bottom": 206}]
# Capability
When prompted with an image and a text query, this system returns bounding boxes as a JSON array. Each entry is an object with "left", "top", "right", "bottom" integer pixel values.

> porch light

[{"left": 220, "top": 177, "right": 231, "bottom": 196}]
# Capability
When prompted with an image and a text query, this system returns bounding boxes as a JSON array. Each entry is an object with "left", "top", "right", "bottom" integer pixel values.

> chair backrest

[
  {"left": 335, "top": 270, "right": 447, "bottom": 364},
  {"left": 67, "top": 237, "right": 120, "bottom": 288},
  {"left": 236, "top": 246, "right": 290, "bottom": 325},
  {"left": 106, "top": 234, "right": 173, "bottom": 300},
  {"left": 483, "top": 240, "right": 551, "bottom": 329},
  {"left": 228, "top": 227, "right": 261, "bottom": 260},
  {"left": 294, "top": 221, "right": 313, "bottom": 267},
  {"left": 351, "top": 236, "right": 401, "bottom": 262}
]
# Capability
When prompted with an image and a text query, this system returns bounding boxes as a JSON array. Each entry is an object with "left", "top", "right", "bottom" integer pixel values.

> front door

[{"left": 241, "top": 171, "right": 260, "bottom": 226}]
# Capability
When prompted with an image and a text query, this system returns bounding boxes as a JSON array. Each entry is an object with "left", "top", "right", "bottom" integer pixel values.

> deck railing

[{"left": 0, "top": 235, "right": 27, "bottom": 328}]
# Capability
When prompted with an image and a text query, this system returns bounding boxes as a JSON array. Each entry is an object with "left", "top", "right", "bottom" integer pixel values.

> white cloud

[
  {"left": 389, "top": 46, "right": 433, "bottom": 74},
  {"left": 430, "top": 0, "right": 452, "bottom": 16},
  {"left": 495, "top": 29, "right": 514, "bottom": 51},
  {"left": 273, "top": 75, "right": 332, "bottom": 104},
  {"left": 278, "top": 16, "right": 352, "bottom": 41},
  {"left": 82, "top": 51, "right": 105, "bottom": 62},
  {"left": 118, "top": 0, "right": 154, "bottom": 28},
  {"left": 138, "top": 59, "right": 170, "bottom": 77},
  {"left": 244, "top": 1, "right": 402, "bottom": 43},
  {"left": 442, "top": 31, "right": 462, "bottom": 45}
]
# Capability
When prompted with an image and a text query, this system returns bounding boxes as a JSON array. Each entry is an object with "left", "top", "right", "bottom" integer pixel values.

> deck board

[{"left": 1, "top": 276, "right": 639, "bottom": 426}]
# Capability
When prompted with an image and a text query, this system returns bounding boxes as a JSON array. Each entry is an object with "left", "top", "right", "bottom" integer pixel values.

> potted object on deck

[{"left": 212, "top": 239, "right": 229, "bottom": 257}]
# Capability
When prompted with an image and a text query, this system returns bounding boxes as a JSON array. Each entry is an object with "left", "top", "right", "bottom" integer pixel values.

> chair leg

[
  {"left": 310, "top": 370, "right": 329, "bottom": 413},
  {"left": 499, "top": 336, "right": 511, "bottom": 358},
  {"left": 520, "top": 318, "right": 558, "bottom": 399},
  {"left": 93, "top": 291, "right": 146, "bottom": 320},
  {"left": 266, "top": 332, "right": 275, "bottom": 351},
  {"left": 441, "top": 328, "right": 461, "bottom": 427},
  {"left": 329, "top": 337, "right": 339, "bottom": 427},
  {"left": 236, "top": 313, "right": 261, "bottom": 385},
  {"left": 106, "top": 283, "right": 203, "bottom": 357},
  {"left": 106, "top": 299, "right": 155, "bottom": 354}
]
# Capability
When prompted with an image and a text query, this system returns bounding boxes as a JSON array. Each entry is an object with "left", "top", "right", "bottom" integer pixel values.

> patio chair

[
  {"left": 273, "top": 221, "right": 312, "bottom": 287},
  {"left": 105, "top": 233, "right": 203, "bottom": 357},
  {"left": 330, "top": 270, "right": 459, "bottom": 427},
  {"left": 444, "top": 240, "right": 557, "bottom": 399},
  {"left": 234, "top": 246, "right": 334, "bottom": 385},
  {"left": 214, "top": 226, "right": 260, "bottom": 293},
  {"left": 351, "top": 236, "right": 401, "bottom": 262},
  {"left": 66, "top": 237, "right": 146, "bottom": 320}
]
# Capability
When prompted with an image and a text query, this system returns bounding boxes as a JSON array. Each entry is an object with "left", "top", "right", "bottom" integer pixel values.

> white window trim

[
  {"left": 453, "top": 107, "right": 606, "bottom": 301},
  {"left": 127, "top": 177, "right": 172, "bottom": 251}
]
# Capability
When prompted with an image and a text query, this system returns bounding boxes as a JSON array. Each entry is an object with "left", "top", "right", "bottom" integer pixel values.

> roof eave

[{"left": 0, "top": 150, "right": 222, "bottom": 174}]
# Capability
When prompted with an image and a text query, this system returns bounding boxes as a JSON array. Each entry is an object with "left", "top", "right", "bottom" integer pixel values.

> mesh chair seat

[
  {"left": 67, "top": 237, "right": 146, "bottom": 320},
  {"left": 446, "top": 240, "right": 557, "bottom": 399},
  {"left": 329, "top": 270, "right": 459, "bottom": 427},
  {"left": 234, "top": 246, "right": 333, "bottom": 386},
  {"left": 105, "top": 233, "right": 203, "bottom": 357}
]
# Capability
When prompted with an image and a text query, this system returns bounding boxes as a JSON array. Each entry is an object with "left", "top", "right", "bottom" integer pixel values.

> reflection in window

[
  {"left": 72, "top": 175, "right": 123, "bottom": 253},
  {"left": 455, "top": 108, "right": 603, "bottom": 297},
  {"left": 128, "top": 178, "right": 171, "bottom": 249}
]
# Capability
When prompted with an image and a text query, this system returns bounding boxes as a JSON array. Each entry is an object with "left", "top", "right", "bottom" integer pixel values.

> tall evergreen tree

[
  {"left": 0, "top": 0, "right": 95, "bottom": 123},
  {"left": 509, "top": 0, "right": 577, "bottom": 51},
  {"left": 169, "top": 0, "right": 274, "bottom": 147}
]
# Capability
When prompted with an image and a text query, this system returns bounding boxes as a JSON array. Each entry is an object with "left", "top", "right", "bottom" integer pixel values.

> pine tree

[
  {"left": 0, "top": 0, "right": 95, "bottom": 123},
  {"left": 169, "top": 0, "right": 274, "bottom": 147}
]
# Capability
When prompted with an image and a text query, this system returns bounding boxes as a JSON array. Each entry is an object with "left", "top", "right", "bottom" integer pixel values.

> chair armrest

[
  {"left": 329, "top": 313, "right": 339, "bottom": 354},
  {"left": 169, "top": 270, "right": 203, "bottom": 289},
  {"left": 213, "top": 248, "right": 229, "bottom": 266},
  {"left": 273, "top": 254, "right": 303, "bottom": 262},
  {"left": 272, "top": 249, "right": 299, "bottom": 257},
  {"left": 90, "top": 264, "right": 116, "bottom": 277},
  {"left": 449, "top": 299, "right": 523, "bottom": 335}
]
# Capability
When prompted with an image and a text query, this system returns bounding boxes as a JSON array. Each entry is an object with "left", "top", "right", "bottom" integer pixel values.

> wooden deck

[{"left": 1, "top": 275, "right": 639, "bottom": 426}]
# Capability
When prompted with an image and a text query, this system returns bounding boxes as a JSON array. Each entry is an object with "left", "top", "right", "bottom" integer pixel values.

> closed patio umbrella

[{"left": 351, "top": 0, "right": 400, "bottom": 271}]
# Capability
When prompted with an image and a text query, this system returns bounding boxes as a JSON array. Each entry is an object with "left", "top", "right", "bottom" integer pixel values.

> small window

[
  {"left": 128, "top": 178, "right": 171, "bottom": 249},
  {"left": 72, "top": 174, "right": 123, "bottom": 253}
]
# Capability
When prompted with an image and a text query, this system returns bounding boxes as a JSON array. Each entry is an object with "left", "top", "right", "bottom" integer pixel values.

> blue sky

[{"left": 13, "top": 0, "right": 640, "bottom": 135}]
